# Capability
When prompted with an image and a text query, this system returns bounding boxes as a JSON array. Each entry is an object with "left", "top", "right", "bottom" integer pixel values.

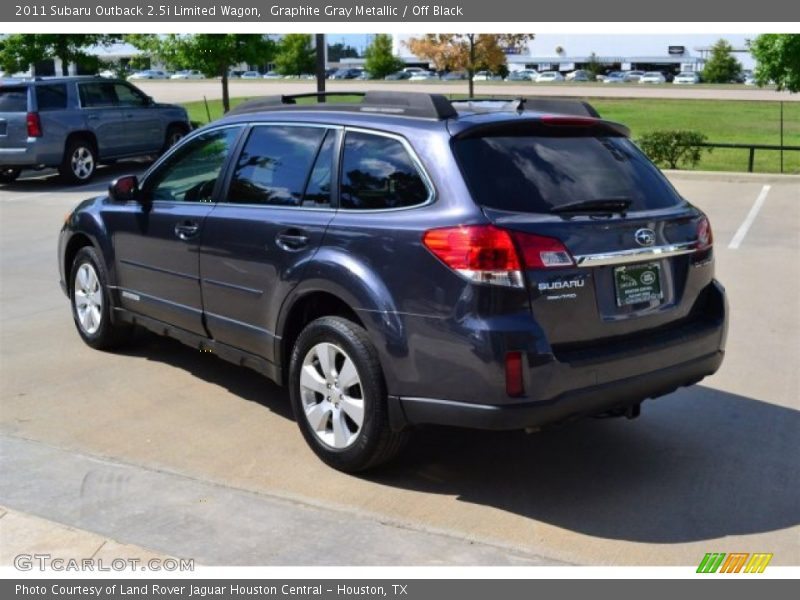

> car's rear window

[
  {"left": 0, "top": 87, "right": 28, "bottom": 112},
  {"left": 453, "top": 134, "right": 683, "bottom": 213}
]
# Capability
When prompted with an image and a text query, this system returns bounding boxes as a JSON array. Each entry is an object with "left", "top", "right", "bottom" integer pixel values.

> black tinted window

[
  {"left": 228, "top": 126, "right": 328, "bottom": 206},
  {"left": 453, "top": 135, "right": 683, "bottom": 213},
  {"left": 113, "top": 83, "right": 147, "bottom": 107},
  {"left": 79, "top": 83, "right": 115, "bottom": 108},
  {"left": 340, "top": 132, "right": 429, "bottom": 210},
  {"left": 36, "top": 85, "right": 67, "bottom": 111},
  {"left": 145, "top": 128, "right": 240, "bottom": 203},
  {"left": 0, "top": 87, "right": 28, "bottom": 112},
  {"left": 302, "top": 131, "right": 336, "bottom": 207}
]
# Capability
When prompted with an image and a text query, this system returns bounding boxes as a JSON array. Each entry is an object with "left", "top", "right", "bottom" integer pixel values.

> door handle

[
  {"left": 275, "top": 229, "right": 310, "bottom": 251},
  {"left": 174, "top": 221, "right": 200, "bottom": 240}
]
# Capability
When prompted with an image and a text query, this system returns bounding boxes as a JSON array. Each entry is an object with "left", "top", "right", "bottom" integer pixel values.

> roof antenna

[{"left": 515, "top": 98, "right": 527, "bottom": 114}]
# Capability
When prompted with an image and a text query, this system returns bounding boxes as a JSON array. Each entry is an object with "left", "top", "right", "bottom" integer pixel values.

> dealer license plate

[{"left": 614, "top": 263, "right": 663, "bottom": 307}]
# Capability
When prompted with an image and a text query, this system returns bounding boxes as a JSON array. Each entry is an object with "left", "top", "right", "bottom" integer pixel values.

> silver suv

[{"left": 0, "top": 76, "right": 190, "bottom": 184}]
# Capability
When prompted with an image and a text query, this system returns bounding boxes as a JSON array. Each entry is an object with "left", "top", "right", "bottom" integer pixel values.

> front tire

[
  {"left": 69, "top": 246, "right": 131, "bottom": 350},
  {"left": 60, "top": 138, "right": 96, "bottom": 184},
  {"left": 289, "top": 316, "right": 408, "bottom": 472}
]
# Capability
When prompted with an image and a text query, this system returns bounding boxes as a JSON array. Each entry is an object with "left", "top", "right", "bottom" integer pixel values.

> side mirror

[
  {"left": 108, "top": 175, "right": 139, "bottom": 202},
  {"left": 144, "top": 95, "right": 154, "bottom": 106}
]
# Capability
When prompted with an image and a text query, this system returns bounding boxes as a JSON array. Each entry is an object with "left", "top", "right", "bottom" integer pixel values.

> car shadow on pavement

[
  {"left": 117, "top": 333, "right": 798, "bottom": 545},
  {"left": 118, "top": 331, "right": 295, "bottom": 421},
  {"left": 370, "top": 385, "right": 799, "bottom": 544}
]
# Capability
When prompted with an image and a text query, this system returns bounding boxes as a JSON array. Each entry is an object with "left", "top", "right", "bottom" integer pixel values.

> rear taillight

[
  {"left": 696, "top": 216, "right": 713, "bottom": 251},
  {"left": 510, "top": 231, "right": 575, "bottom": 269},
  {"left": 422, "top": 225, "right": 574, "bottom": 288},
  {"left": 26, "top": 112, "right": 42, "bottom": 137}
]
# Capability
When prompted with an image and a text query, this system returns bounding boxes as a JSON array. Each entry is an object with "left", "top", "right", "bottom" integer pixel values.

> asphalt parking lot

[{"left": 0, "top": 166, "right": 798, "bottom": 566}]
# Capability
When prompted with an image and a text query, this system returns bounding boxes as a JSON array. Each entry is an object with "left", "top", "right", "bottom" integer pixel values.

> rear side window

[
  {"left": 0, "top": 87, "right": 28, "bottom": 112},
  {"left": 453, "top": 135, "right": 683, "bottom": 213},
  {"left": 340, "top": 132, "right": 429, "bottom": 210},
  {"left": 228, "top": 125, "right": 328, "bottom": 206},
  {"left": 36, "top": 84, "right": 67, "bottom": 111}
]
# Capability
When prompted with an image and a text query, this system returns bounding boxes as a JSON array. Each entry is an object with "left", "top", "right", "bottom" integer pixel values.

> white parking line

[{"left": 728, "top": 185, "right": 771, "bottom": 250}]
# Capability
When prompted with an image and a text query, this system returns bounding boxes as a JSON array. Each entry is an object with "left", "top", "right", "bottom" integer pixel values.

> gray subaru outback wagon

[{"left": 0, "top": 76, "right": 189, "bottom": 184}]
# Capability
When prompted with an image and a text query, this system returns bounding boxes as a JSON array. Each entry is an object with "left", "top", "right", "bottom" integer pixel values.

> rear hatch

[
  {"left": 451, "top": 117, "right": 715, "bottom": 350},
  {"left": 0, "top": 84, "right": 31, "bottom": 147}
]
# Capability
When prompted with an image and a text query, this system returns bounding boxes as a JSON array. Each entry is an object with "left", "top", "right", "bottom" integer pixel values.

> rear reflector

[
  {"left": 423, "top": 225, "right": 574, "bottom": 288},
  {"left": 26, "top": 112, "right": 42, "bottom": 137},
  {"left": 505, "top": 351, "right": 524, "bottom": 397}
]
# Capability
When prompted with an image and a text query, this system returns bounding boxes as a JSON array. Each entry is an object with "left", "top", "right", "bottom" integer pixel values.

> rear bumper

[
  {"left": 391, "top": 350, "right": 723, "bottom": 431},
  {"left": 0, "top": 142, "right": 50, "bottom": 168}
]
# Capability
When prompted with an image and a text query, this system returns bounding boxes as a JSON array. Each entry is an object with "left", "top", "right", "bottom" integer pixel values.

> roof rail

[
  {"left": 450, "top": 96, "right": 601, "bottom": 118},
  {"left": 227, "top": 91, "right": 458, "bottom": 120},
  {"left": 224, "top": 91, "right": 598, "bottom": 121}
]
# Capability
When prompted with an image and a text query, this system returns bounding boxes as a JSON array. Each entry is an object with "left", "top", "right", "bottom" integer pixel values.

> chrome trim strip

[{"left": 574, "top": 242, "right": 696, "bottom": 267}]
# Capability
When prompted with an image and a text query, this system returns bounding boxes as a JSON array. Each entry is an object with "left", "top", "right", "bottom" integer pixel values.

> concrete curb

[{"left": 664, "top": 170, "right": 800, "bottom": 183}]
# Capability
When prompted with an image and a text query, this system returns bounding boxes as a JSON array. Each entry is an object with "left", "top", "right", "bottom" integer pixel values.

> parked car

[
  {"left": 639, "top": 71, "right": 667, "bottom": 84},
  {"left": 240, "top": 71, "right": 262, "bottom": 79},
  {"left": 409, "top": 71, "right": 439, "bottom": 81},
  {"left": 602, "top": 71, "right": 626, "bottom": 84},
  {"left": 441, "top": 71, "right": 468, "bottom": 81},
  {"left": 57, "top": 91, "right": 727, "bottom": 472},
  {"left": 623, "top": 70, "right": 646, "bottom": 82},
  {"left": 565, "top": 70, "right": 591, "bottom": 82},
  {"left": 385, "top": 71, "right": 412, "bottom": 81},
  {"left": 0, "top": 76, "right": 190, "bottom": 184},
  {"left": 98, "top": 69, "right": 117, "bottom": 79},
  {"left": 535, "top": 71, "right": 565, "bottom": 82},
  {"left": 228, "top": 70, "right": 245, "bottom": 79},
  {"left": 506, "top": 70, "right": 537, "bottom": 82},
  {"left": 329, "top": 68, "right": 362, "bottom": 80},
  {"left": 262, "top": 71, "right": 282, "bottom": 80},
  {"left": 744, "top": 75, "right": 757, "bottom": 86},
  {"left": 355, "top": 71, "right": 375, "bottom": 80},
  {"left": 171, "top": 70, "right": 204, "bottom": 80},
  {"left": 127, "top": 70, "right": 168, "bottom": 80},
  {"left": 673, "top": 72, "right": 700, "bottom": 85},
  {"left": 473, "top": 71, "right": 503, "bottom": 81}
]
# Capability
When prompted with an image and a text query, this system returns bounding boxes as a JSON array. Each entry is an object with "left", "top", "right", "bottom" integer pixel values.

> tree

[
  {"left": 637, "top": 130, "right": 712, "bottom": 170},
  {"left": 702, "top": 39, "right": 742, "bottom": 83},
  {"left": 0, "top": 34, "right": 118, "bottom": 76},
  {"left": 327, "top": 43, "right": 358, "bottom": 62},
  {"left": 749, "top": 34, "right": 800, "bottom": 92},
  {"left": 407, "top": 34, "right": 534, "bottom": 97},
  {"left": 127, "top": 35, "right": 276, "bottom": 113},
  {"left": 274, "top": 34, "right": 315, "bottom": 76},
  {"left": 584, "top": 52, "right": 604, "bottom": 79},
  {"left": 364, "top": 34, "right": 404, "bottom": 79}
]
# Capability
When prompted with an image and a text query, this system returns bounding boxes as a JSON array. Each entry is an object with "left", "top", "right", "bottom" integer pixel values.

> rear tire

[
  {"left": 162, "top": 125, "right": 187, "bottom": 154},
  {"left": 59, "top": 138, "right": 96, "bottom": 184},
  {"left": 0, "top": 167, "right": 21, "bottom": 184},
  {"left": 289, "top": 316, "right": 409, "bottom": 472},
  {"left": 69, "top": 246, "right": 132, "bottom": 350}
]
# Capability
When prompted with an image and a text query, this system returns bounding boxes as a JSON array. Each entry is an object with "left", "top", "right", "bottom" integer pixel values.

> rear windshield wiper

[{"left": 550, "top": 198, "right": 632, "bottom": 214}]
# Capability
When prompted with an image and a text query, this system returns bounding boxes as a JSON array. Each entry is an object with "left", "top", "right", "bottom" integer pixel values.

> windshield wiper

[{"left": 550, "top": 198, "right": 632, "bottom": 214}]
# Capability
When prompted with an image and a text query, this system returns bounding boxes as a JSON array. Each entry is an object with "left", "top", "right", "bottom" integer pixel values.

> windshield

[{"left": 453, "top": 134, "right": 684, "bottom": 214}]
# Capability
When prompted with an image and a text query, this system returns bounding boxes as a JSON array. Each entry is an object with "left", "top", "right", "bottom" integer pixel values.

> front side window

[
  {"left": 340, "top": 132, "right": 429, "bottom": 210},
  {"left": 144, "top": 128, "right": 241, "bottom": 203},
  {"left": 113, "top": 83, "right": 148, "bottom": 107},
  {"left": 78, "top": 83, "right": 116, "bottom": 108},
  {"left": 228, "top": 125, "right": 331, "bottom": 207}
]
